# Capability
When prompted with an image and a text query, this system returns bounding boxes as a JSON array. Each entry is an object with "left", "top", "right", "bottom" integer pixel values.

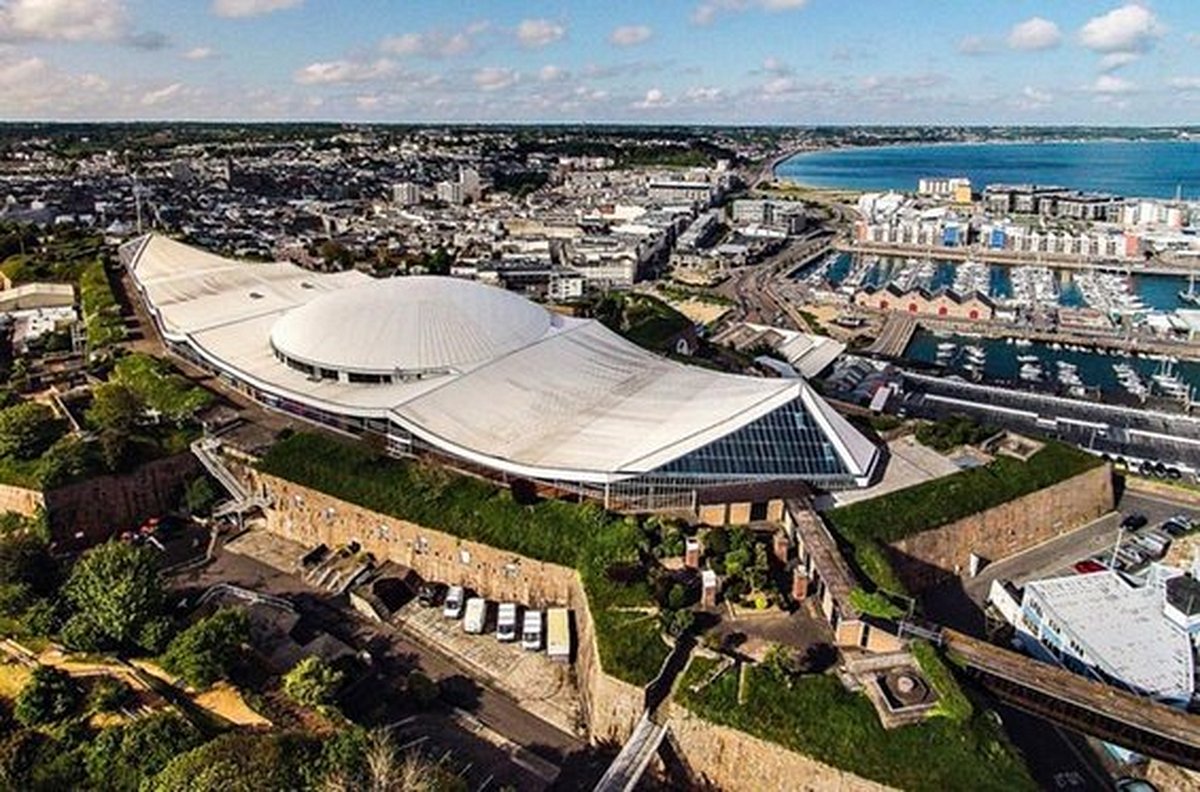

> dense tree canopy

[
  {"left": 14, "top": 665, "right": 78, "bottom": 726},
  {"left": 0, "top": 402, "right": 64, "bottom": 460},
  {"left": 283, "top": 656, "right": 343, "bottom": 710},
  {"left": 62, "top": 541, "right": 164, "bottom": 650},
  {"left": 161, "top": 607, "right": 249, "bottom": 689}
]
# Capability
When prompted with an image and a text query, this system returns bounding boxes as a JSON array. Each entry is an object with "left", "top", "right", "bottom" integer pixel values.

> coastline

[{"left": 770, "top": 138, "right": 1200, "bottom": 199}]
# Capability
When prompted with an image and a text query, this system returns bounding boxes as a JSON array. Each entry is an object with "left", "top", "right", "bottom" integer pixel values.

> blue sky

[{"left": 2, "top": 0, "right": 1200, "bottom": 123}]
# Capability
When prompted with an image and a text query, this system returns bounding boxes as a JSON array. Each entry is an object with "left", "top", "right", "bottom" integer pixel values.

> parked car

[
  {"left": 1120, "top": 513, "right": 1148, "bottom": 531},
  {"left": 443, "top": 586, "right": 465, "bottom": 619},
  {"left": 496, "top": 602, "right": 519, "bottom": 642},
  {"left": 1073, "top": 559, "right": 1106, "bottom": 575},
  {"left": 1115, "top": 546, "right": 1144, "bottom": 567},
  {"left": 521, "top": 610, "right": 543, "bottom": 651},
  {"left": 1162, "top": 518, "right": 1191, "bottom": 537},
  {"left": 463, "top": 597, "right": 488, "bottom": 635},
  {"left": 1133, "top": 535, "right": 1166, "bottom": 559},
  {"left": 418, "top": 582, "right": 447, "bottom": 608}
]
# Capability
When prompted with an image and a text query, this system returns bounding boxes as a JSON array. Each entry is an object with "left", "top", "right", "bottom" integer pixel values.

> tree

[
  {"left": 144, "top": 731, "right": 320, "bottom": 792},
  {"left": 0, "top": 402, "right": 63, "bottom": 460},
  {"left": 87, "top": 382, "right": 143, "bottom": 433},
  {"left": 86, "top": 677, "right": 132, "bottom": 714},
  {"left": 97, "top": 428, "right": 132, "bottom": 472},
  {"left": 183, "top": 476, "right": 218, "bottom": 518},
  {"left": 283, "top": 656, "right": 344, "bottom": 710},
  {"left": 160, "top": 607, "right": 249, "bottom": 689},
  {"left": 63, "top": 542, "right": 163, "bottom": 650},
  {"left": 406, "top": 671, "right": 438, "bottom": 709},
  {"left": 0, "top": 532, "right": 57, "bottom": 597},
  {"left": 85, "top": 712, "right": 204, "bottom": 792},
  {"left": 15, "top": 665, "right": 78, "bottom": 726},
  {"left": 37, "top": 435, "right": 96, "bottom": 487}
]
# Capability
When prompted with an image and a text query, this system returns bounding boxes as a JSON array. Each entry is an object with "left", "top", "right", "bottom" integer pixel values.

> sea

[{"left": 775, "top": 140, "right": 1200, "bottom": 200}]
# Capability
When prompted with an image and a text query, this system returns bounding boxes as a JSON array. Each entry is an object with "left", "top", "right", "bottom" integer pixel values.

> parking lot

[
  {"left": 393, "top": 598, "right": 583, "bottom": 738},
  {"left": 963, "top": 491, "right": 1200, "bottom": 609}
]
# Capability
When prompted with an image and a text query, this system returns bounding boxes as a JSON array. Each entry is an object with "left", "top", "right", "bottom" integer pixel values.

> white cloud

[
  {"left": 0, "top": 0, "right": 126, "bottom": 42},
  {"left": 957, "top": 35, "right": 998, "bottom": 55},
  {"left": 684, "top": 86, "right": 723, "bottom": 103},
  {"left": 293, "top": 58, "right": 396, "bottom": 85},
  {"left": 355, "top": 95, "right": 380, "bottom": 110},
  {"left": 1007, "top": 16, "right": 1061, "bottom": 51},
  {"left": 1015, "top": 85, "right": 1053, "bottom": 109},
  {"left": 760, "top": 56, "right": 792, "bottom": 75},
  {"left": 692, "top": 0, "right": 807, "bottom": 26},
  {"left": 1079, "top": 4, "right": 1163, "bottom": 54},
  {"left": 380, "top": 22, "right": 487, "bottom": 59},
  {"left": 140, "top": 82, "right": 182, "bottom": 106},
  {"left": 515, "top": 18, "right": 564, "bottom": 48},
  {"left": 538, "top": 64, "right": 567, "bottom": 82},
  {"left": 211, "top": 0, "right": 302, "bottom": 18},
  {"left": 1090, "top": 74, "right": 1135, "bottom": 94},
  {"left": 183, "top": 46, "right": 214, "bottom": 60},
  {"left": 633, "top": 87, "right": 671, "bottom": 108},
  {"left": 1099, "top": 52, "right": 1139, "bottom": 72},
  {"left": 1168, "top": 76, "right": 1200, "bottom": 91},
  {"left": 610, "top": 25, "right": 651, "bottom": 47},
  {"left": 473, "top": 66, "right": 518, "bottom": 91}
]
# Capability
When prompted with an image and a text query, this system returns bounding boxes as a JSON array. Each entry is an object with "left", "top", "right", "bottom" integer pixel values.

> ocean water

[{"left": 776, "top": 140, "right": 1200, "bottom": 199}]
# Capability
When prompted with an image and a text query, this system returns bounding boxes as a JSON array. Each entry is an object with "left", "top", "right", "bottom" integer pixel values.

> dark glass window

[{"left": 653, "top": 397, "right": 846, "bottom": 479}]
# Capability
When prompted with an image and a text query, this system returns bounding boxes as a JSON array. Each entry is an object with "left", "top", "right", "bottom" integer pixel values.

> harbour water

[
  {"left": 776, "top": 140, "right": 1200, "bottom": 200},
  {"left": 905, "top": 328, "right": 1200, "bottom": 400}
]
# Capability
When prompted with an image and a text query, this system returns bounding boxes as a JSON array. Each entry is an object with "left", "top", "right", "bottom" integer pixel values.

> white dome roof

[{"left": 269, "top": 276, "right": 555, "bottom": 375}]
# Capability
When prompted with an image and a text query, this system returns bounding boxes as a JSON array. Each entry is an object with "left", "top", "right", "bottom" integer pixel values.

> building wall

[
  {"left": 886, "top": 464, "right": 1114, "bottom": 593},
  {"left": 665, "top": 706, "right": 896, "bottom": 792}
]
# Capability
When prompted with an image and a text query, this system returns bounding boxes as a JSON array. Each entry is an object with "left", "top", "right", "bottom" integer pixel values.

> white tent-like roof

[{"left": 123, "top": 234, "right": 878, "bottom": 488}]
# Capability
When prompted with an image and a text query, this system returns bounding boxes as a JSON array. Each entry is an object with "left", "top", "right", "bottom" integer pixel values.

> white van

[
  {"left": 546, "top": 607, "right": 571, "bottom": 663},
  {"left": 496, "top": 602, "right": 519, "bottom": 642},
  {"left": 463, "top": 597, "right": 488, "bottom": 634},
  {"left": 443, "top": 586, "right": 465, "bottom": 619},
  {"left": 521, "top": 610, "right": 543, "bottom": 651}
]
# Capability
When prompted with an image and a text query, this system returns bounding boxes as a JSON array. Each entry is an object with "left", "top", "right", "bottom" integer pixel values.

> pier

[{"left": 866, "top": 314, "right": 918, "bottom": 357}]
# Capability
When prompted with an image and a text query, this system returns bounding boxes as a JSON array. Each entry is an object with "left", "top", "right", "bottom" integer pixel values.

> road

[
  {"left": 716, "top": 232, "right": 833, "bottom": 327},
  {"left": 170, "top": 547, "right": 598, "bottom": 790}
]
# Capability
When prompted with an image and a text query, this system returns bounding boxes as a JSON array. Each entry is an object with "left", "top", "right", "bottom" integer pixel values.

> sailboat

[{"left": 1180, "top": 269, "right": 1200, "bottom": 306}]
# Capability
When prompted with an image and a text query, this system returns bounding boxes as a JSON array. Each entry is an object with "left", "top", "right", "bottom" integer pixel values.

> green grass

[
  {"left": 79, "top": 260, "right": 125, "bottom": 350},
  {"left": 678, "top": 659, "right": 1036, "bottom": 792},
  {"left": 826, "top": 442, "right": 1102, "bottom": 592},
  {"left": 910, "top": 640, "right": 972, "bottom": 723},
  {"left": 620, "top": 295, "right": 693, "bottom": 352},
  {"left": 111, "top": 354, "right": 213, "bottom": 423},
  {"left": 258, "top": 432, "right": 668, "bottom": 685}
]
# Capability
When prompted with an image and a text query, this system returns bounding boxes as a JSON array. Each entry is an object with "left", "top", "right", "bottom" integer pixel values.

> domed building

[{"left": 122, "top": 234, "right": 878, "bottom": 511}]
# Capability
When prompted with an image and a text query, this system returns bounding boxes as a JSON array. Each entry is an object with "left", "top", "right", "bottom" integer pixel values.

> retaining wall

[{"left": 887, "top": 463, "right": 1114, "bottom": 592}]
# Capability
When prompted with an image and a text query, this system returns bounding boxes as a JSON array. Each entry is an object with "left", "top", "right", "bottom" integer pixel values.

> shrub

[
  {"left": 63, "top": 541, "right": 164, "bottom": 650},
  {"left": 160, "top": 608, "right": 249, "bottom": 689},
  {"left": 15, "top": 665, "right": 78, "bottom": 726},
  {"left": 87, "top": 677, "right": 132, "bottom": 713},
  {"left": 283, "top": 657, "right": 344, "bottom": 710},
  {"left": 407, "top": 671, "right": 438, "bottom": 709}
]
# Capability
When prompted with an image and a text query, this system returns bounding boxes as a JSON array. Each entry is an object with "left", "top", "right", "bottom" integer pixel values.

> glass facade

[{"left": 652, "top": 397, "right": 847, "bottom": 480}]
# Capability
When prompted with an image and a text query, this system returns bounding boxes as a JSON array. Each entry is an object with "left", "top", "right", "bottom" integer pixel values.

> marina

[{"left": 904, "top": 328, "right": 1200, "bottom": 407}]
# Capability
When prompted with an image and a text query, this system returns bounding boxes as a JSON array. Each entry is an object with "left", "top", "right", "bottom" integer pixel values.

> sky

[{"left": 2, "top": 0, "right": 1200, "bottom": 124}]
